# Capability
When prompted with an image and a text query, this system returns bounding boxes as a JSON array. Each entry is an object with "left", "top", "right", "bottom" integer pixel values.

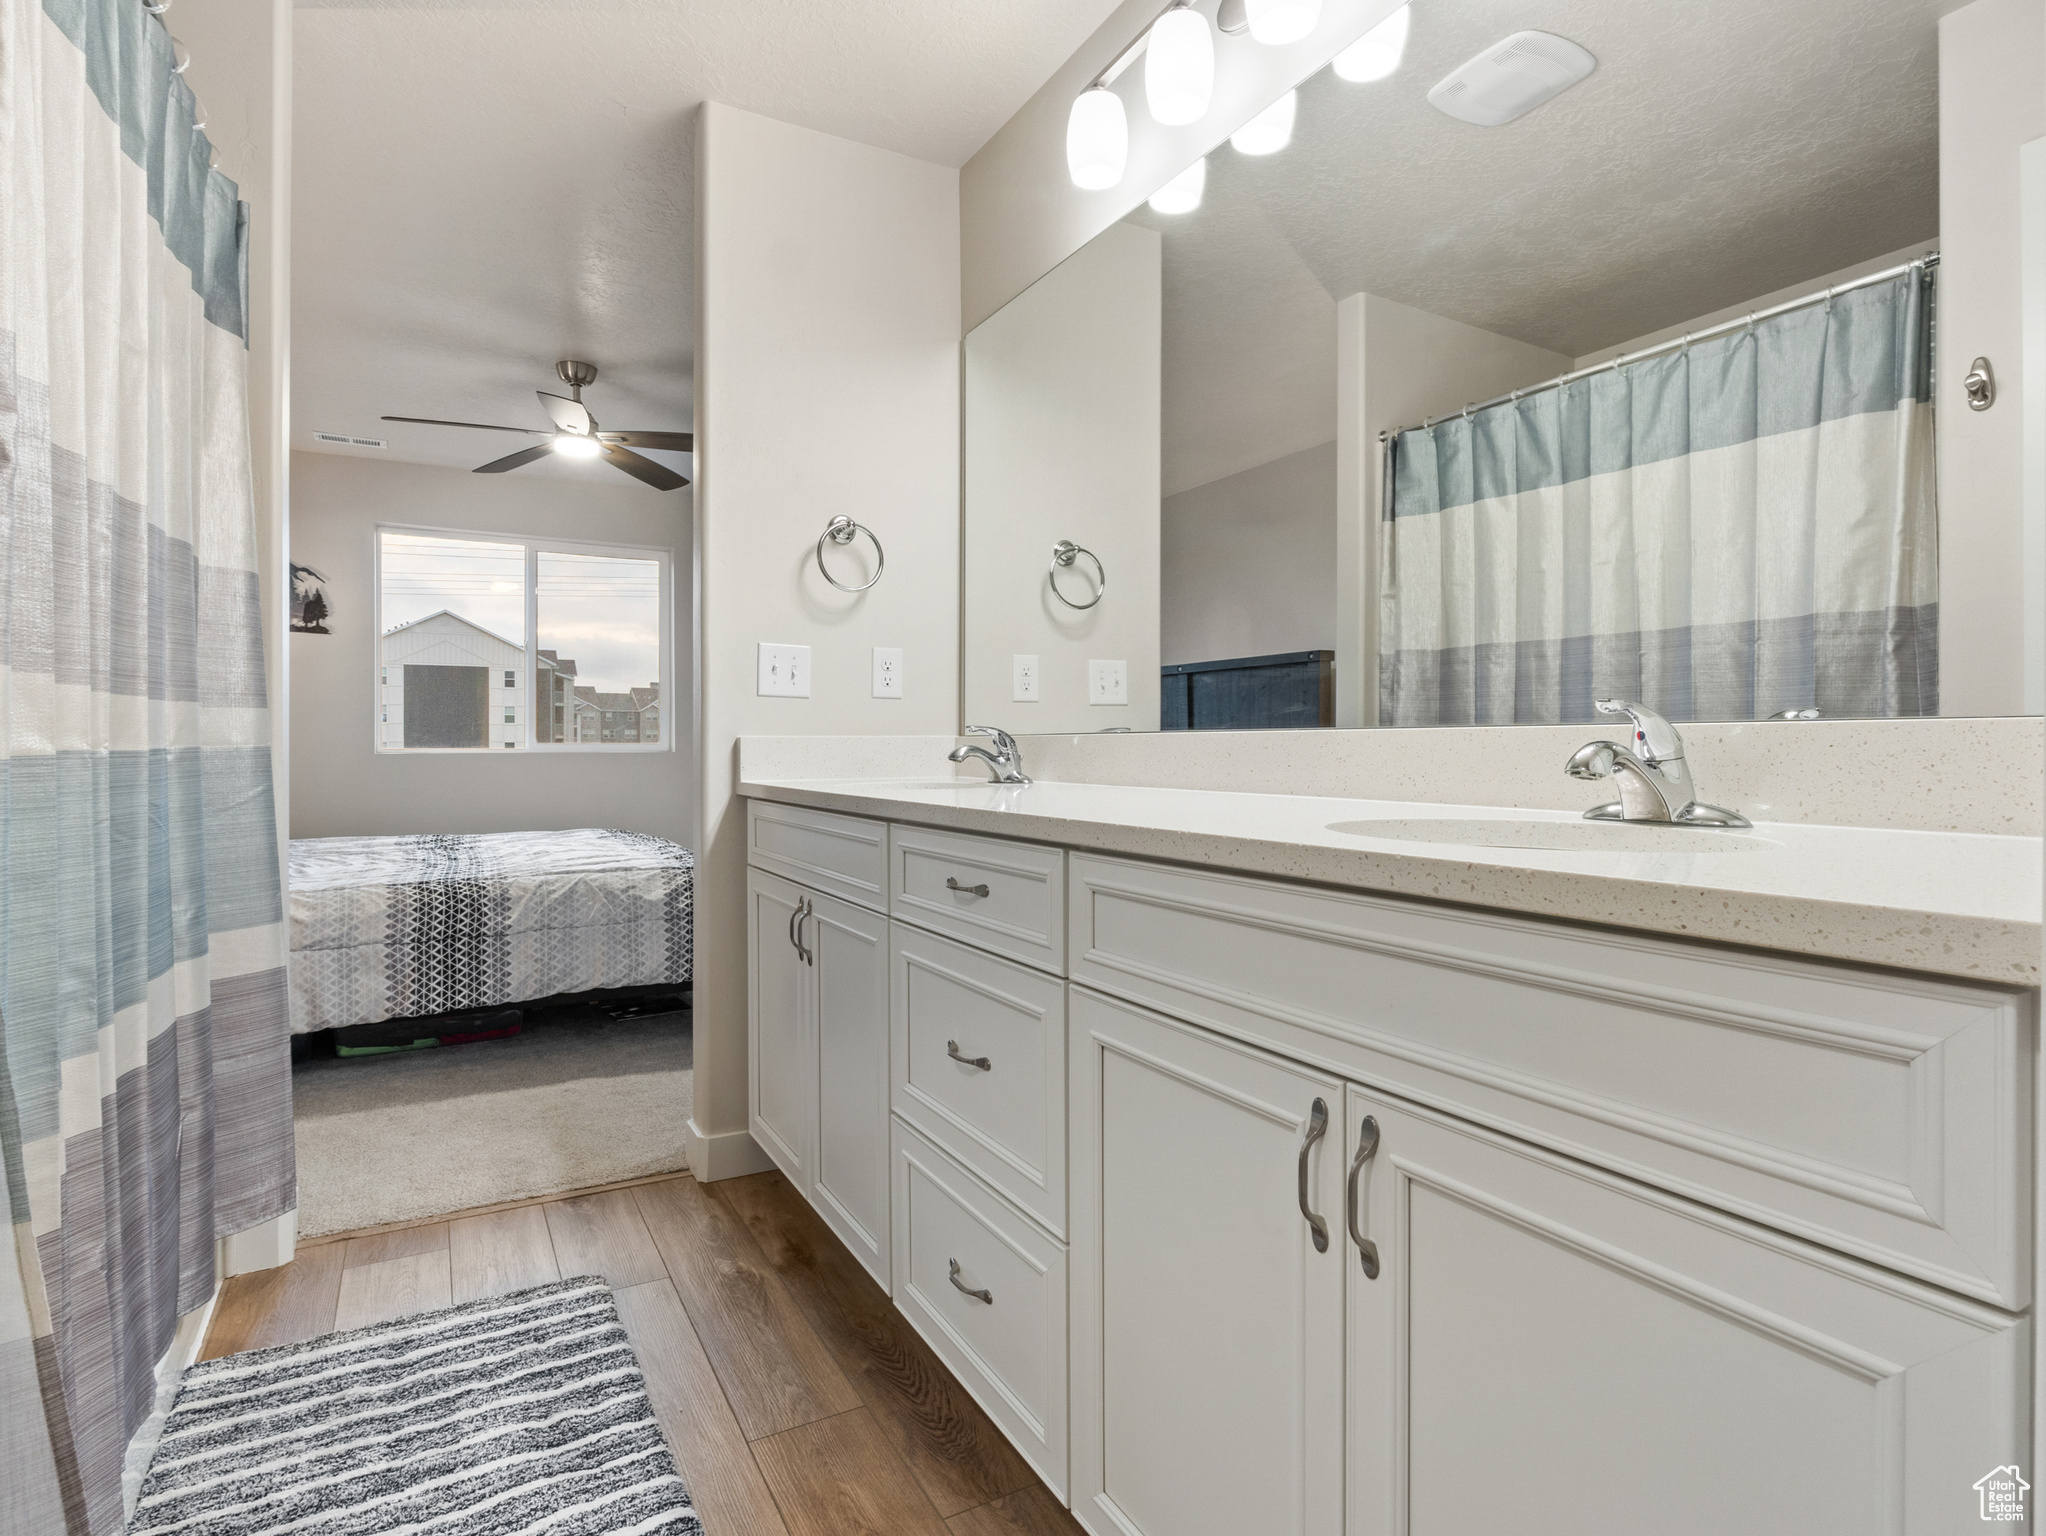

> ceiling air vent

[
  {"left": 312, "top": 431, "right": 387, "bottom": 449},
  {"left": 1428, "top": 30, "right": 1595, "bottom": 127}
]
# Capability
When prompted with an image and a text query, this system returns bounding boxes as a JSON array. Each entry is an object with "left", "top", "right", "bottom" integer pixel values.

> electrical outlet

[
  {"left": 757, "top": 642, "right": 810, "bottom": 698},
  {"left": 1089, "top": 658, "right": 1128, "bottom": 706},
  {"left": 1012, "top": 654, "right": 1040, "bottom": 702},
  {"left": 872, "top": 647, "right": 903, "bottom": 699}
]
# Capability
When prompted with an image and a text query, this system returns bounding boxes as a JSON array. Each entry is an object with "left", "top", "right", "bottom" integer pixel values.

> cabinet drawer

[
  {"left": 890, "top": 824, "right": 1065, "bottom": 973},
  {"left": 1069, "top": 852, "right": 2034, "bottom": 1309},
  {"left": 892, "top": 1117, "right": 1068, "bottom": 1497},
  {"left": 892, "top": 923, "right": 1067, "bottom": 1235},
  {"left": 747, "top": 799, "right": 887, "bottom": 912}
]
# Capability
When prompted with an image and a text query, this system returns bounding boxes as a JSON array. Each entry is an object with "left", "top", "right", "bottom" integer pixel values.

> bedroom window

[{"left": 375, "top": 526, "right": 671, "bottom": 753}]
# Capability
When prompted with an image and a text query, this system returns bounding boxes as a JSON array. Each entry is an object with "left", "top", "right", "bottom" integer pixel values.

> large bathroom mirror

[{"left": 964, "top": 0, "right": 2041, "bottom": 734}]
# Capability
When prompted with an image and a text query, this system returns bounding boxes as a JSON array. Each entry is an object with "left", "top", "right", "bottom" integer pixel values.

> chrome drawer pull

[
  {"left": 948, "top": 1258, "right": 993, "bottom": 1304},
  {"left": 1298, "top": 1097, "right": 1330, "bottom": 1253},
  {"left": 945, "top": 877, "right": 991, "bottom": 898},
  {"left": 793, "top": 897, "right": 813, "bottom": 966},
  {"left": 946, "top": 1039, "right": 992, "bottom": 1071},
  {"left": 1348, "top": 1114, "right": 1381, "bottom": 1280}
]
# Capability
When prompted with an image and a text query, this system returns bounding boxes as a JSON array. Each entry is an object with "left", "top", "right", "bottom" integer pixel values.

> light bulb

[
  {"left": 1148, "top": 156, "right": 1206, "bottom": 214},
  {"left": 1145, "top": 6, "right": 1214, "bottom": 126},
  {"left": 552, "top": 433, "right": 601, "bottom": 459},
  {"left": 1332, "top": 3, "right": 1410, "bottom": 82},
  {"left": 1066, "top": 86, "right": 1129, "bottom": 189},
  {"left": 1245, "top": 0, "right": 1321, "bottom": 46},
  {"left": 1229, "top": 89, "right": 1297, "bottom": 155}
]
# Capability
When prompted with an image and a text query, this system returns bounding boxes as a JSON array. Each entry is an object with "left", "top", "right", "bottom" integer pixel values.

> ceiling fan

[{"left": 382, "top": 360, "right": 692, "bottom": 491}]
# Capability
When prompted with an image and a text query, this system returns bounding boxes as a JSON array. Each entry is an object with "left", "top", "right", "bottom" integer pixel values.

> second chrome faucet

[
  {"left": 1565, "top": 700, "right": 1749, "bottom": 827},
  {"left": 950, "top": 725, "right": 1031, "bottom": 785}
]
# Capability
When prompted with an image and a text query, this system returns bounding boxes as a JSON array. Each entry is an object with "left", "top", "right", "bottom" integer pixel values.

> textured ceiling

[
  {"left": 292, "top": 0, "right": 1127, "bottom": 481},
  {"left": 1125, "top": 0, "right": 1948, "bottom": 492}
]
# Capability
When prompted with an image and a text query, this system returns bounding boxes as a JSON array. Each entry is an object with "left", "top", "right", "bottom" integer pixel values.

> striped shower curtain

[
  {"left": 1378, "top": 269, "right": 1938, "bottom": 726},
  {"left": 1, "top": 0, "right": 294, "bottom": 1531}
]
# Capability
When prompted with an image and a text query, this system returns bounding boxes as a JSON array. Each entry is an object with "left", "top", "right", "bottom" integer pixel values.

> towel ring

[
  {"left": 1049, "top": 540, "right": 1105, "bottom": 610},
  {"left": 815, "top": 515, "right": 884, "bottom": 593}
]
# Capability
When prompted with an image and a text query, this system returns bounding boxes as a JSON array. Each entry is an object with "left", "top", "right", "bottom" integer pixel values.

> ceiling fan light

[
  {"left": 1245, "top": 0, "right": 1321, "bottom": 46},
  {"left": 1145, "top": 5, "right": 1214, "bottom": 126},
  {"left": 1148, "top": 156, "right": 1207, "bottom": 214},
  {"left": 552, "top": 433, "right": 601, "bottom": 459},
  {"left": 1067, "top": 86, "right": 1129, "bottom": 190},
  {"left": 1229, "top": 88, "right": 1297, "bottom": 155},
  {"left": 1333, "top": 3, "right": 1410, "bottom": 82}
]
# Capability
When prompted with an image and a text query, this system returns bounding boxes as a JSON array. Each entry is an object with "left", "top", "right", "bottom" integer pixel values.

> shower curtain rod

[{"left": 1378, "top": 252, "right": 1940, "bottom": 442}]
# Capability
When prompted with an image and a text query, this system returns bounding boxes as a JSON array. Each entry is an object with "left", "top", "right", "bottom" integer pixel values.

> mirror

[{"left": 964, "top": 0, "right": 2040, "bottom": 733}]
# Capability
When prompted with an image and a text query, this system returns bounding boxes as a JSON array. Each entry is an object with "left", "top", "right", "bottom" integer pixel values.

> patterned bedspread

[{"left": 288, "top": 829, "right": 694, "bottom": 1034}]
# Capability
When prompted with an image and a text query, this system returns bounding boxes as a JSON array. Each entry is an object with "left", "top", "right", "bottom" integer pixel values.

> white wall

[
  {"left": 959, "top": 0, "right": 1406, "bottom": 330},
  {"left": 694, "top": 102, "right": 960, "bottom": 1177},
  {"left": 1334, "top": 294, "right": 1571, "bottom": 728},
  {"left": 964, "top": 222, "right": 1161, "bottom": 733},
  {"left": 1939, "top": 0, "right": 2046, "bottom": 718},
  {"left": 1162, "top": 441, "right": 1335, "bottom": 666},
  {"left": 288, "top": 451, "right": 694, "bottom": 843}
]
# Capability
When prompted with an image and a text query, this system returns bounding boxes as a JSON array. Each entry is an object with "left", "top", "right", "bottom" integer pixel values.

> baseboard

[
  {"left": 686, "top": 1118, "right": 774, "bottom": 1182},
  {"left": 223, "top": 1208, "right": 299, "bottom": 1277}
]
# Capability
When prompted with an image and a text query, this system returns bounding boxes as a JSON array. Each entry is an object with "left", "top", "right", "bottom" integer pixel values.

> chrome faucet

[
  {"left": 1564, "top": 699, "right": 1748, "bottom": 827},
  {"left": 950, "top": 725, "right": 1031, "bottom": 785}
]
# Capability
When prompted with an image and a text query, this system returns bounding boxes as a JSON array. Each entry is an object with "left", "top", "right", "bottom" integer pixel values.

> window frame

[{"left": 372, "top": 522, "right": 674, "bottom": 756}]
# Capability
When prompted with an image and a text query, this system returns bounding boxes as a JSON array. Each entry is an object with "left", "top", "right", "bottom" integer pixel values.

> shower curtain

[
  {"left": 1, "top": 0, "right": 293, "bottom": 1531},
  {"left": 1378, "top": 269, "right": 1938, "bottom": 726}
]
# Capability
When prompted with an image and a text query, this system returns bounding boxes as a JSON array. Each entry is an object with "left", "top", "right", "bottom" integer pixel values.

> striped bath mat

[{"left": 131, "top": 1276, "right": 703, "bottom": 1536}]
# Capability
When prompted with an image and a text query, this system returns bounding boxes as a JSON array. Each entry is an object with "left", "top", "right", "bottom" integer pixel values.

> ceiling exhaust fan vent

[
  {"left": 312, "top": 431, "right": 387, "bottom": 449},
  {"left": 1428, "top": 30, "right": 1595, "bottom": 127}
]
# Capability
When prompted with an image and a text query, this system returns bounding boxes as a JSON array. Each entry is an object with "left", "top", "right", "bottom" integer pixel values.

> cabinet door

[
  {"left": 810, "top": 888, "right": 892, "bottom": 1290},
  {"left": 1342, "top": 1084, "right": 2029, "bottom": 1536},
  {"left": 1070, "top": 987, "right": 1345, "bottom": 1536},
  {"left": 748, "top": 867, "right": 813, "bottom": 1188}
]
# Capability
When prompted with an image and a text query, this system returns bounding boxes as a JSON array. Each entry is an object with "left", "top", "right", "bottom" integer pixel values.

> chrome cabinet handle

[
  {"left": 1297, "top": 1097, "right": 1330, "bottom": 1253},
  {"left": 793, "top": 898, "right": 814, "bottom": 966},
  {"left": 948, "top": 1258, "right": 992, "bottom": 1304},
  {"left": 1348, "top": 1114, "right": 1381, "bottom": 1280},
  {"left": 787, "top": 901, "right": 802, "bottom": 958},
  {"left": 946, "top": 1040, "right": 992, "bottom": 1071},
  {"left": 945, "top": 877, "right": 991, "bottom": 898}
]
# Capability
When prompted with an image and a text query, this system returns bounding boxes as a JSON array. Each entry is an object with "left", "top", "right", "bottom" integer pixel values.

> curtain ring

[
  {"left": 814, "top": 515, "right": 884, "bottom": 593},
  {"left": 1049, "top": 540, "right": 1105, "bottom": 610},
  {"left": 170, "top": 36, "right": 191, "bottom": 73}
]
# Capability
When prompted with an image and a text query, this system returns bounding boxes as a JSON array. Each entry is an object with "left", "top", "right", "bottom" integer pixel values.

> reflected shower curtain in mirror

[
  {"left": 1, "top": 0, "right": 293, "bottom": 1531},
  {"left": 1378, "top": 270, "right": 1937, "bottom": 726}
]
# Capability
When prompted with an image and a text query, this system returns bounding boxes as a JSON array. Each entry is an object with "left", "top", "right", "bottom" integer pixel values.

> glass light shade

[
  {"left": 1148, "top": 156, "right": 1207, "bottom": 214},
  {"left": 552, "top": 433, "right": 601, "bottom": 459},
  {"left": 1332, "top": 3, "right": 1410, "bottom": 82},
  {"left": 1066, "top": 86, "right": 1129, "bottom": 189},
  {"left": 1145, "top": 6, "right": 1214, "bottom": 126},
  {"left": 1229, "top": 89, "right": 1297, "bottom": 155},
  {"left": 1245, "top": 0, "right": 1321, "bottom": 46}
]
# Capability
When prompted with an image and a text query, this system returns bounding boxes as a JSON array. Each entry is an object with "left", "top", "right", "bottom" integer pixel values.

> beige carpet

[{"left": 292, "top": 1012, "right": 692, "bottom": 1239}]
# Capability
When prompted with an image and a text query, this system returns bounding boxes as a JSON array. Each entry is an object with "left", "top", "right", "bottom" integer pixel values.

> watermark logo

[{"left": 1975, "top": 1465, "right": 2029, "bottom": 1522}]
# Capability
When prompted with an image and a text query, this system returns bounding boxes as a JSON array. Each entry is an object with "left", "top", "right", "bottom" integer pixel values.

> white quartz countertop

[{"left": 738, "top": 774, "right": 2042, "bottom": 986}]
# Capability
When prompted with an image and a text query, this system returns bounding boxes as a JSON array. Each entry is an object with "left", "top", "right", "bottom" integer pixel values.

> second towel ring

[
  {"left": 1049, "top": 540, "right": 1105, "bottom": 610},
  {"left": 816, "top": 515, "right": 885, "bottom": 593}
]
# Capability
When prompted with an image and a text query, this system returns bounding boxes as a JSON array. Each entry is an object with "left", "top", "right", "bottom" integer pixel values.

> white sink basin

[{"left": 1327, "top": 817, "right": 1778, "bottom": 854}]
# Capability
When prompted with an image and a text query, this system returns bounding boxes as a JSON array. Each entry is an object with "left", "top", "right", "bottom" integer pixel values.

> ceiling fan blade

[
  {"left": 382, "top": 415, "right": 548, "bottom": 435},
  {"left": 601, "top": 444, "right": 689, "bottom": 491},
  {"left": 599, "top": 430, "right": 694, "bottom": 451},
  {"left": 474, "top": 444, "right": 556, "bottom": 474},
  {"left": 537, "top": 392, "right": 593, "bottom": 435}
]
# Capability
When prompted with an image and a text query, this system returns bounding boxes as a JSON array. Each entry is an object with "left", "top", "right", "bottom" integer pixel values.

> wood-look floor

[{"left": 202, "top": 1171, "right": 1084, "bottom": 1536}]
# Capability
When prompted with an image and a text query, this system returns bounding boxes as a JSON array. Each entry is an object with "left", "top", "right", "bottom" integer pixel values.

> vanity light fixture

[
  {"left": 1145, "top": 3, "right": 1215, "bottom": 125},
  {"left": 551, "top": 433, "right": 601, "bottom": 458},
  {"left": 1066, "top": 85, "right": 1130, "bottom": 189},
  {"left": 1244, "top": 0, "right": 1321, "bottom": 46},
  {"left": 1229, "top": 89, "right": 1297, "bottom": 155},
  {"left": 1148, "top": 156, "right": 1207, "bottom": 214},
  {"left": 1332, "top": 3, "right": 1410, "bottom": 81}
]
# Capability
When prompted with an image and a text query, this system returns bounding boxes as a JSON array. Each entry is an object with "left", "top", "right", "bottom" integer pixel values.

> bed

[{"left": 288, "top": 829, "right": 694, "bottom": 1035}]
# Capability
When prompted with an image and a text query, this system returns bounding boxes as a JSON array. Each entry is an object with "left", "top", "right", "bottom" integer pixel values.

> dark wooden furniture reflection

[{"left": 1160, "top": 650, "right": 1335, "bottom": 731}]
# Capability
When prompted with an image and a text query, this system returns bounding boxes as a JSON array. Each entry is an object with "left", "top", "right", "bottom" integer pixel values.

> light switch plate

[
  {"left": 758, "top": 642, "right": 810, "bottom": 698},
  {"left": 872, "top": 647, "right": 903, "bottom": 698},
  {"left": 1012, "top": 654, "right": 1040, "bottom": 702},
  {"left": 1089, "top": 658, "right": 1127, "bottom": 705}
]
